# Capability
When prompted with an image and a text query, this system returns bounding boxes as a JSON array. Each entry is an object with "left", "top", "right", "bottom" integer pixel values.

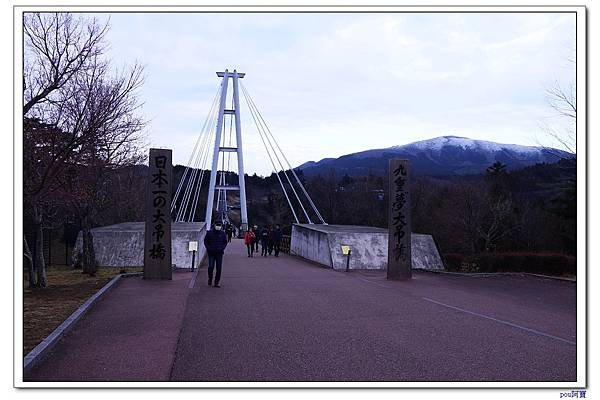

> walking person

[
  {"left": 203, "top": 221, "right": 228, "bottom": 288},
  {"left": 260, "top": 226, "right": 269, "bottom": 257},
  {"left": 226, "top": 223, "right": 233, "bottom": 243},
  {"left": 244, "top": 228, "right": 256, "bottom": 257},
  {"left": 252, "top": 225, "right": 259, "bottom": 253},
  {"left": 273, "top": 224, "right": 283, "bottom": 257},
  {"left": 267, "top": 225, "right": 275, "bottom": 256}
]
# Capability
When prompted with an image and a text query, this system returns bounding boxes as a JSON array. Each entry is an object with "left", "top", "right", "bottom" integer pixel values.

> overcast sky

[{"left": 97, "top": 12, "right": 575, "bottom": 175}]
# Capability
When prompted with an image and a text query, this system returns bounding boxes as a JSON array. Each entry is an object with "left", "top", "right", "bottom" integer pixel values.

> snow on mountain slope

[{"left": 400, "top": 136, "right": 543, "bottom": 154}]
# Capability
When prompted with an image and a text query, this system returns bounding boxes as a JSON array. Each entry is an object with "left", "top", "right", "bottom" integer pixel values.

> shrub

[
  {"left": 441, "top": 253, "right": 479, "bottom": 272},
  {"left": 473, "top": 252, "right": 576, "bottom": 275},
  {"left": 443, "top": 253, "right": 464, "bottom": 271}
]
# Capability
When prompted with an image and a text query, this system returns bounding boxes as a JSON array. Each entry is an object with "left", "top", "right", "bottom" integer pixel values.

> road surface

[{"left": 26, "top": 240, "right": 577, "bottom": 382}]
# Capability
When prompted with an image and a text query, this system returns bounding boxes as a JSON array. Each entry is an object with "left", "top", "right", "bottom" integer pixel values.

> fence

[
  {"left": 24, "top": 228, "right": 74, "bottom": 267},
  {"left": 281, "top": 235, "right": 291, "bottom": 254}
]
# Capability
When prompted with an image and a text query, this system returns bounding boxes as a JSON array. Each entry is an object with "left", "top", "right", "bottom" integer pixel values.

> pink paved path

[
  {"left": 25, "top": 239, "right": 577, "bottom": 382},
  {"left": 25, "top": 270, "right": 194, "bottom": 381}
]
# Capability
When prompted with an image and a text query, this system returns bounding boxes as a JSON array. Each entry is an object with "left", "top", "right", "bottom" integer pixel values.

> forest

[{"left": 25, "top": 156, "right": 577, "bottom": 278}]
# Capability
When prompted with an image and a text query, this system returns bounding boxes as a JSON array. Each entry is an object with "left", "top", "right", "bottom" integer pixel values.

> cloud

[{"left": 97, "top": 12, "right": 576, "bottom": 175}]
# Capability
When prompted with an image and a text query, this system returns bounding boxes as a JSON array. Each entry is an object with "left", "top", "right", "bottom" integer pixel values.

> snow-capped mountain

[{"left": 297, "top": 136, "right": 574, "bottom": 177}]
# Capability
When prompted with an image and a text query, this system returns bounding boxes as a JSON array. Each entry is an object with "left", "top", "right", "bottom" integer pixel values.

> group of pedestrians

[
  {"left": 203, "top": 221, "right": 284, "bottom": 288},
  {"left": 243, "top": 224, "right": 283, "bottom": 258}
]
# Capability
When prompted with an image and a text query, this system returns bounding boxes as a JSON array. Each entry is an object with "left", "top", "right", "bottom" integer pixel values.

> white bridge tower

[
  {"left": 205, "top": 69, "right": 248, "bottom": 231},
  {"left": 172, "top": 68, "right": 326, "bottom": 229}
]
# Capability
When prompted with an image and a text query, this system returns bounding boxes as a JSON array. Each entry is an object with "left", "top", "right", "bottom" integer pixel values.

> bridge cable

[
  {"left": 173, "top": 86, "right": 220, "bottom": 220},
  {"left": 187, "top": 116, "right": 218, "bottom": 222},
  {"left": 177, "top": 85, "right": 216, "bottom": 221},
  {"left": 185, "top": 119, "right": 216, "bottom": 221},
  {"left": 240, "top": 85, "right": 300, "bottom": 224},
  {"left": 171, "top": 85, "right": 221, "bottom": 214},
  {"left": 177, "top": 96, "right": 217, "bottom": 221},
  {"left": 240, "top": 84, "right": 311, "bottom": 223},
  {"left": 240, "top": 85, "right": 305, "bottom": 223},
  {"left": 240, "top": 83, "right": 324, "bottom": 223},
  {"left": 240, "top": 82, "right": 326, "bottom": 224},
  {"left": 241, "top": 83, "right": 314, "bottom": 223},
  {"left": 184, "top": 98, "right": 220, "bottom": 221},
  {"left": 178, "top": 89, "right": 220, "bottom": 221}
]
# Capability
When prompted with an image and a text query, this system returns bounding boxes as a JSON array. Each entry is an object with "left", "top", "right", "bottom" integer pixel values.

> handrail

[{"left": 281, "top": 235, "right": 291, "bottom": 254}]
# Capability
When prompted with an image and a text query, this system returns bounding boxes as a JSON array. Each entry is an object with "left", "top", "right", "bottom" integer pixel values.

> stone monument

[
  {"left": 144, "top": 148, "right": 173, "bottom": 280},
  {"left": 387, "top": 159, "right": 412, "bottom": 280}
]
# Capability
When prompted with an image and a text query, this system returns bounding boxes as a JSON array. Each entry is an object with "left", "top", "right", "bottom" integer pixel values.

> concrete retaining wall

[
  {"left": 290, "top": 225, "right": 333, "bottom": 267},
  {"left": 411, "top": 233, "right": 444, "bottom": 270},
  {"left": 73, "top": 222, "right": 206, "bottom": 269},
  {"left": 291, "top": 224, "right": 443, "bottom": 271}
]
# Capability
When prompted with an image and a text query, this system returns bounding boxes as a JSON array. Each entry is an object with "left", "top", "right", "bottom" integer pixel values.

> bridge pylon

[{"left": 205, "top": 69, "right": 248, "bottom": 232}]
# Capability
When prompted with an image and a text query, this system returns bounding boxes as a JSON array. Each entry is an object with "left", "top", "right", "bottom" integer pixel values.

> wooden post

[
  {"left": 144, "top": 148, "right": 173, "bottom": 280},
  {"left": 387, "top": 159, "right": 412, "bottom": 280}
]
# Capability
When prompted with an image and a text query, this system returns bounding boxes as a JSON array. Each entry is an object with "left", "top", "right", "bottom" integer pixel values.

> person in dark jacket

[
  {"left": 273, "top": 225, "right": 283, "bottom": 257},
  {"left": 260, "top": 226, "right": 269, "bottom": 257},
  {"left": 252, "top": 225, "right": 259, "bottom": 252},
  {"left": 204, "top": 221, "right": 228, "bottom": 287},
  {"left": 225, "top": 223, "right": 233, "bottom": 243},
  {"left": 267, "top": 225, "right": 275, "bottom": 255}
]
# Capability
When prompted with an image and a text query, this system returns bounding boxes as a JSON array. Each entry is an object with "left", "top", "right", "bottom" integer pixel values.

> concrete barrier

[
  {"left": 290, "top": 224, "right": 443, "bottom": 271},
  {"left": 73, "top": 222, "right": 207, "bottom": 269}
]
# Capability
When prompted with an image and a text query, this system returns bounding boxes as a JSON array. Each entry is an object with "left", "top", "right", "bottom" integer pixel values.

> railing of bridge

[{"left": 281, "top": 235, "right": 291, "bottom": 254}]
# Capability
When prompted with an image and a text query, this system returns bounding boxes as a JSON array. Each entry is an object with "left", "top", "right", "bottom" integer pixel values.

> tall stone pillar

[
  {"left": 144, "top": 148, "right": 173, "bottom": 280},
  {"left": 387, "top": 159, "right": 412, "bottom": 280}
]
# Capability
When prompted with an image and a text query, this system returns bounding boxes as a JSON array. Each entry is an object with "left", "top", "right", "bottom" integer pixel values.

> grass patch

[{"left": 23, "top": 266, "right": 142, "bottom": 356}]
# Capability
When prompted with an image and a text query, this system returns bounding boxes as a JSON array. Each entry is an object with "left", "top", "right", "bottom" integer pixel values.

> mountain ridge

[{"left": 297, "top": 135, "right": 574, "bottom": 177}]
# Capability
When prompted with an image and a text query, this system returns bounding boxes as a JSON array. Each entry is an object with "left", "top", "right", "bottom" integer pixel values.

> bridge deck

[{"left": 25, "top": 239, "right": 576, "bottom": 382}]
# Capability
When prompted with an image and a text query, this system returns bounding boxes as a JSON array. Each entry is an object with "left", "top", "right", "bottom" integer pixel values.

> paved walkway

[
  {"left": 25, "top": 271, "right": 192, "bottom": 381},
  {"left": 26, "top": 239, "right": 577, "bottom": 382}
]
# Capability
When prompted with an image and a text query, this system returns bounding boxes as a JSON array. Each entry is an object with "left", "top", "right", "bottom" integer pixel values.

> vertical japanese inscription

[
  {"left": 144, "top": 148, "right": 172, "bottom": 279},
  {"left": 387, "top": 159, "right": 412, "bottom": 280}
]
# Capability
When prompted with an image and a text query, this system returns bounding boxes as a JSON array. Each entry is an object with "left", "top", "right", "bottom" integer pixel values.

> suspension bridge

[
  {"left": 171, "top": 69, "right": 325, "bottom": 232},
  {"left": 164, "top": 69, "right": 441, "bottom": 272}
]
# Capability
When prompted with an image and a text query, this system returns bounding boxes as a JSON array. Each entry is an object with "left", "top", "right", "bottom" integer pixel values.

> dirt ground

[{"left": 23, "top": 266, "right": 142, "bottom": 355}]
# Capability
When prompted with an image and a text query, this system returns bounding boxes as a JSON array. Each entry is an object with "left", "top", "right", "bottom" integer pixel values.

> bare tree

[
  {"left": 58, "top": 62, "right": 146, "bottom": 276},
  {"left": 542, "top": 79, "right": 576, "bottom": 154},
  {"left": 452, "top": 181, "right": 484, "bottom": 253},
  {"left": 23, "top": 236, "right": 35, "bottom": 287},
  {"left": 451, "top": 179, "right": 518, "bottom": 253},
  {"left": 24, "top": 13, "right": 109, "bottom": 115},
  {"left": 476, "top": 195, "right": 515, "bottom": 252},
  {"left": 23, "top": 12, "right": 145, "bottom": 285},
  {"left": 23, "top": 118, "right": 72, "bottom": 287},
  {"left": 539, "top": 42, "right": 576, "bottom": 156},
  {"left": 547, "top": 80, "right": 576, "bottom": 120},
  {"left": 23, "top": 13, "right": 109, "bottom": 287}
]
